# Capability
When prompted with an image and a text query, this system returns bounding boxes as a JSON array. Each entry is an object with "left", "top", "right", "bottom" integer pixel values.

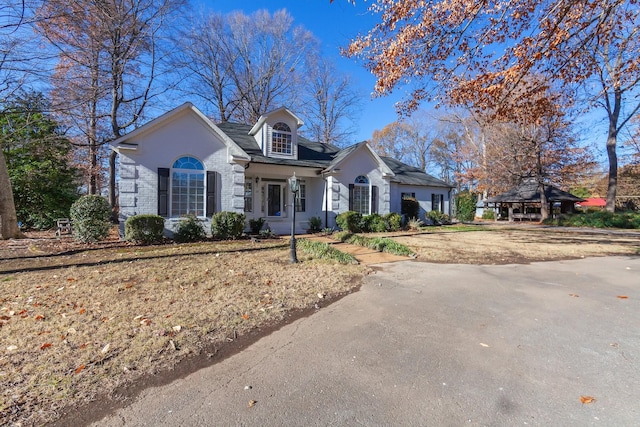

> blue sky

[{"left": 197, "top": 0, "right": 407, "bottom": 143}]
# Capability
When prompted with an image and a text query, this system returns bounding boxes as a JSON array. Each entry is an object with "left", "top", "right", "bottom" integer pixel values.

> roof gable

[
  {"left": 323, "top": 141, "right": 394, "bottom": 177},
  {"left": 110, "top": 102, "right": 250, "bottom": 161}
]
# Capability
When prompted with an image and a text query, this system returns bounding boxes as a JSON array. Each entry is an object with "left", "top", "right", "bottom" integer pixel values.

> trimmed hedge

[
  {"left": 69, "top": 195, "right": 112, "bottom": 242},
  {"left": 211, "top": 211, "right": 246, "bottom": 240},
  {"left": 336, "top": 211, "right": 362, "bottom": 233},
  {"left": 174, "top": 215, "right": 206, "bottom": 243},
  {"left": 124, "top": 214, "right": 165, "bottom": 244}
]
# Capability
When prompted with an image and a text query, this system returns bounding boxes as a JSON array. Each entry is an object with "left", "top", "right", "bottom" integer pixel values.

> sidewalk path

[{"left": 302, "top": 235, "right": 410, "bottom": 265}]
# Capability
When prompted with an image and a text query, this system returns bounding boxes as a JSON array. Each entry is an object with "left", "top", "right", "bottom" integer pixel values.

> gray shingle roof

[
  {"left": 216, "top": 122, "right": 340, "bottom": 168},
  {"left": 381, "top": 156, "right": 454, "bottom": 188},
  {"left": 216, "top": 121, "right": 452, "bottom": 188},
  {"left": 486, "top": 180, "right": 583, "bottom": 203}
]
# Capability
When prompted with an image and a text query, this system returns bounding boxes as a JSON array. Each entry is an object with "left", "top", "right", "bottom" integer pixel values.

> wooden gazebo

[{"left": 485, "top": 179, "right": 583, "bottom": 221}]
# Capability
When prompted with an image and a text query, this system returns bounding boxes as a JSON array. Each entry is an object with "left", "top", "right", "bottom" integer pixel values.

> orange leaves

[
  {"left": 241, "top": 314, "right": 250, "bottom": 320},
  {"left": 580, "top": 395, "right": 596, "bottom": 404},
  {"left": 40, "top": 343, "right": 53, "bottom": 350},
  {"left": 617, "top": 295, "right": 629, "bottom": 299},
  {"left": 74, "top": 364, "right": 86, "bottom": 375}
]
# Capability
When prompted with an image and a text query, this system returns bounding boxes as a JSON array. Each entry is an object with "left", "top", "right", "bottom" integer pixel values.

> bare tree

[
  {"left": 176, "top": 9, "right": 320, "bottom": 124},
  {"left": 370, "top": 112, "right": 436, "bottom": 171},
  {"left": 35, "top": 0, "right": 185, "bottom": 207},
  {"left": 302, "top": 58, "right": 361, "bottom": 145}
]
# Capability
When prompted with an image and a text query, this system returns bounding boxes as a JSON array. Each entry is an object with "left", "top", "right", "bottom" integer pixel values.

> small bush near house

[
  {"left": 248, "top": 217, "right": 265, "bottom": 234},
  {"left": 366, "top": 213, "right": 388, "bottom": 232},
  {"left": 69, "top": 195, "right": 112, "bottom": 242},
  {"left": 173, "top": 214, "right": 206, "bottom": 243},
  {"left": 124, "top": 214, "right": 165, "bottom": 244},
  {"left": 384, "top": 212, "right": 403, "bottom": 231},
  {"left": 543, "top": 211, "right": 640, "bottom": 229},
  {"left": 456, "top": 191, "right": 477, "bottom": 222},
  {"left": 336, "top": 210, "right": 362, "bottom": 233},
  {"left": 321, "top": 227, "right": 334, "bottom": 235},
  {"left": 401, "top": 196, "right": 420, "bottom": 219},
  {"left": 258, "top": 228, "right": 276, "bottom": 238},
  {"left": 407, "top": 217, "right": 424, "bottom": 230},
  {"left": 308, "top": 216, "right": 323, "bottom": 233},
  {"left": 426, "top": 210, "right": 451, "bottom": 225},
  {"left": 211, "top": 211, "right": 246, "bottom": 240},
  {"left": 482, "top": 210, "right": 495, "bottom": 220}
]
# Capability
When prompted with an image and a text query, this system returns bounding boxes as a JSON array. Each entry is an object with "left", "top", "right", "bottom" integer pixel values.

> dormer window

[{"left": 272, "top": 122, "right": 292, "bottom": 155}]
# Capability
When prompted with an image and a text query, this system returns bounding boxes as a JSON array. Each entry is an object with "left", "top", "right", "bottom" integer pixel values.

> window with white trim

[
  {"left": 171, "top": 156, "right": 205, "bottom": 216},
  {"left": 295, "top": 181, "right": 306, "bottom": 212},
  {"left": 244, "top": 179, "right": 253, "bottom": 212},
  {"left": 271, "top": 122, "right": 292, "bottom": 155},
  {"left": 353, "top": 175, "right": 370, "bottom": 215}
]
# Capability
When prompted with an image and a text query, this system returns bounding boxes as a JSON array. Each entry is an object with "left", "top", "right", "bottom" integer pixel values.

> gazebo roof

[{"left": 486, "top": 180, "right": 584, "bottom": 204}]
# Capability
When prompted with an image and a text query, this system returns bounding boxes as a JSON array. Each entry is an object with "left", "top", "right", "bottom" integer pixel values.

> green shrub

[
  {"left": 366, "top": 213, "right": 388, "bottom": 233},
  {"left": 331, "top": 232, "right": 415, "bottom": 257},
  {"left": 426, "top": 210, "right": 451, "bottom": 225},
  {"left": 543, "top": 211, "right": 640, "bottom": 229},
  {"left": 124, "top": 214, "right": 165, "bottom": 244},
  {"left": 248, "top": 217, "right": 265, "bottom": 234},
  {"left": 211, "top": 211, "right": 246, "bottom": 240},
  {"left": 385, "top": 212, "right": 403, "bottom": 231},
  {"left": 336, "top": 211, "right": 362, "bottom": 233},
  {"left": 297, "top": 238, "right": 358, "bottom": 264},
  {"left": 456, "top": 191, "right": 477, "bottom": 222},
  {"left": 482, "top": 210, "right": 495, "bottom": 220},
  {"left": 308, "top": 216, "right": 323, "bottom": 233},
  {"left": 69, "top": 195, "right": 112, "bottom": 242},
  {"left": 259, "top": 228, "right": 276, "bottom": 238},
  {"left": 401, "top": 196, "right": 420, "bottom": 219},
  {"left": 173, "top": 215, "right": 206, "bottom": 243}
]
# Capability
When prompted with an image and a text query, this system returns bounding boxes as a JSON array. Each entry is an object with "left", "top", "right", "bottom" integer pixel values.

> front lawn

[{"left": 0, "top": 239, "right": 366, "bottom": 426}]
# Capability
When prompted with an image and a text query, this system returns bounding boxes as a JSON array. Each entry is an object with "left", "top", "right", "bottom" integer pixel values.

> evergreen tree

[{"left": 0, "top": 91, "right": 80, "bottom": 229}]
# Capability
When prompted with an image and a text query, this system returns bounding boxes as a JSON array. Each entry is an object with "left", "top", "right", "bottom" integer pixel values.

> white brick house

[{"left": 109, "top": 103, "right": 453, "bottom": 236}]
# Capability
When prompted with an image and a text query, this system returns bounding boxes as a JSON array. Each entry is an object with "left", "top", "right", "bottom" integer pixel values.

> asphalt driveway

[{"left": 92, "top": 256, "right": 640, "bottom": 426}]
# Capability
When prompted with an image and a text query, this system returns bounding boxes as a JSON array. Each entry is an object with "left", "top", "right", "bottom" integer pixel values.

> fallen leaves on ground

[{"left": 580, "top": 395, "right": 596, "bottom": 404}]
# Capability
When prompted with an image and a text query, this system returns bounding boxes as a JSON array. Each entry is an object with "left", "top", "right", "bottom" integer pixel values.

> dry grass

[
  {"left": 390, "top": 226, "right": 640, "bottom": 264},
  {"left": 0, "top": 240, "right": 366, "bottom": 426}
]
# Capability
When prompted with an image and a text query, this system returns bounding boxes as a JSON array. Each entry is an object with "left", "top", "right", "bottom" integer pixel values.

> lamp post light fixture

[{"left": 288, "top": 172, "right": 300, "bottom": 263}]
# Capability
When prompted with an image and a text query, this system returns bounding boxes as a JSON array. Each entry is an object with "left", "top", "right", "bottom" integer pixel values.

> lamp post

[{"left": 288, "top": 172, "right": 299, "bottom": 263}]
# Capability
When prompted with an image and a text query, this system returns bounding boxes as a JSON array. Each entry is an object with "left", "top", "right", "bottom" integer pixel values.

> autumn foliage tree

[{"left": 344, "top": 0, "right": 640, "bottom": 212}]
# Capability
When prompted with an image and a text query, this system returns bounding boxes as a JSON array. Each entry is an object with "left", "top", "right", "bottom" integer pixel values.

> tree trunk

[
  {"left": 539, "top": 180, "right": 549, "bottom": 221},
  {"left": 605, "top": 132, "right": 618, "bottom": 213},
  {"left": 0, "top": 151, "right": 24, "bottom": 239}
]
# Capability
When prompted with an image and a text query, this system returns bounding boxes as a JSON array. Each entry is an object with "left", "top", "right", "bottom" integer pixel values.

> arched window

[
  {"left": 352, "top": 175, "right": 370, "bottom": 215},
  {"left": 271, "top": 122, "right": 292, "bottom": 155},
  {"left": 171, "top": 156, "right": 205, "bottom": 216}
]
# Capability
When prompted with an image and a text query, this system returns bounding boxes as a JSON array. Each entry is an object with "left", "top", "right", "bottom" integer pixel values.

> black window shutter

[
  {"left": 206, "top": 171, "right": 217, "bottom": 216},
  {"left": 158, "top": 168, "right": 169, "bottom": 217},
  {"left": 372, "top": 185, "right": 378, "bottom": 214},
  {"left": 348, "top": 184, "right": 354, "bottom": 211}
]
